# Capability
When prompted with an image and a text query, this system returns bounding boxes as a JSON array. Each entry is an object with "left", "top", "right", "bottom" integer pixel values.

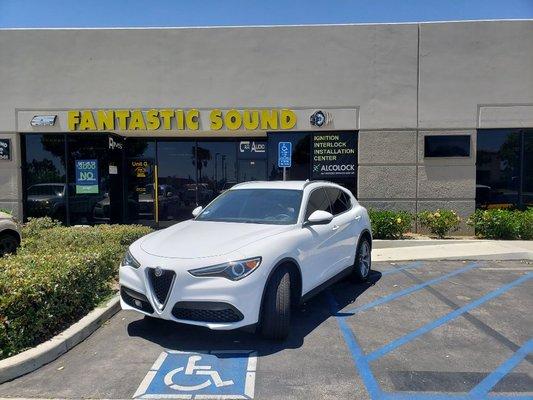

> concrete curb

[{"left": 0, "top": 295, "right": 120, "bottom": 384}]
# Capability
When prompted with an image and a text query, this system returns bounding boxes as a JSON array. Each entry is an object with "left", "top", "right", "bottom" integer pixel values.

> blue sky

[{"left": 1, "top": 0, "right": 532, "bottom": 28}]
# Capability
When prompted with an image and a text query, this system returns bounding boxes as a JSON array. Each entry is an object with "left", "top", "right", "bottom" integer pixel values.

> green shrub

[
  {"left": 0, "top": 219, "right": 152, "bottom": 360},
  {"left": 467, "top": 208, "right": 532, "bottom": 240},
  {"left": 418, "top": 209, "right": 461, "bottom": 239},
  {"left": 517, "top": 208, "right": 533, "bottom": 240},
  {"left": 21, "top": 216, "right": 62, "bottom": 238},
  {"left": 368, "top": 209, "right": 412, "bottom": 239}
]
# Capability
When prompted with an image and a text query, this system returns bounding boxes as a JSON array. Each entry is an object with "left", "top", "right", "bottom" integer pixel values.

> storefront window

[
  {"left": 267, "top": 132, "right": 311, "bottom": 181},
  {"left": 23, "top": 134, "right": 67, "bottom": 222},
  {"left": 476, "top": 129, "right": 531, "bottom": 209},
  {"left": 267, "top": 132, "right": 357, "bottom": 195}
]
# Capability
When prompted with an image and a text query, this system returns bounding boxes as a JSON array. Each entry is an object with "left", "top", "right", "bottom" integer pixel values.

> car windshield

[
  {"left": 28, "top": 185, "right": 64, "bottom": 196},
  {"left": 196, "top": 189, "right": 303, "bottom": 225}
]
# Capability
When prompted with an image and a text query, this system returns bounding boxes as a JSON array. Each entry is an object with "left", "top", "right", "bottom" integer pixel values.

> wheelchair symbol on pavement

[
  {"left": 164, "top": 355, "right": 234, "bottom": 391},
  {"left": 134, "top": 350, "right": 257, "bottom": 399}
]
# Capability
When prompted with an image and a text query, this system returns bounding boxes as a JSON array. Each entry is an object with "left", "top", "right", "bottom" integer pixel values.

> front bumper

[{"left": 119, "top": 262, "right": 265, "bottom": 330}]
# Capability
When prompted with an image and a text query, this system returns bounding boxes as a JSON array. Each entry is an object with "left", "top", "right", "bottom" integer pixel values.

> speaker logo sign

[{"left": 75, "top": 159, "right": 99, "bottom": 194}]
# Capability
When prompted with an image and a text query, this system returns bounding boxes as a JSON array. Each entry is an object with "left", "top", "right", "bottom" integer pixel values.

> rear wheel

[
  {"left": 0, "top": 233, "right": 18, "bottom": 257},
  {"left": 260, "top": 267, "right": 291, "bottom": 340},
  {"left": 351, "top": 237, "right": 371, "bottom": 282}
]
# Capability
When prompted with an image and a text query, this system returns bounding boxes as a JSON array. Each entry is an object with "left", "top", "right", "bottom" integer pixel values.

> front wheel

[
  {"left": 260, "top": 267, "right": 291, "bottom": 340},
  {"left": 351, "top": 237, "right": 371, "bottom": 282}
]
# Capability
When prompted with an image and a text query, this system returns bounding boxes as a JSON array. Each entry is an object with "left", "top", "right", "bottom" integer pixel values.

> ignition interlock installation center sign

[{"left": 312, "top": 133, "right": 357, "bottom": 178}]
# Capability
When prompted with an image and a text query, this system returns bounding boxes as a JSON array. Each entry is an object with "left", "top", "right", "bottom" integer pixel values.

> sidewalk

[{"left": 372, "top": 239, "right": 533, "bottom": 262}]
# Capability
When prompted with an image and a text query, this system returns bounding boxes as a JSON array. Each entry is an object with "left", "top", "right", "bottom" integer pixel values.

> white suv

[{"left": 119, "top": 180, "right": 372, "bottom": 339}]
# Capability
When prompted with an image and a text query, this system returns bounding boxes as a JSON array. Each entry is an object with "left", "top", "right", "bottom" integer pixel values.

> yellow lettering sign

[
  {"left": 66, "top": 108, "right": 298, "bottom": 132},
  {"left": 210, "top": 109, "right": 223, "bottom": 130},
  {"left": 68, "top": 110, "right": 80, "bottom": 131}
]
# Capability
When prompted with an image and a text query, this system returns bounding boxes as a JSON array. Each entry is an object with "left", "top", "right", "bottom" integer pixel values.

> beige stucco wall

[{"left": 0, "top": 20, "right": 532, "bottom": 230}]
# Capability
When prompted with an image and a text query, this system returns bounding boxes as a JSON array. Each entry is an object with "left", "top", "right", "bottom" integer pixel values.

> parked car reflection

[{"left": 27, "top": 183, "right": 104, "bottom": 223}]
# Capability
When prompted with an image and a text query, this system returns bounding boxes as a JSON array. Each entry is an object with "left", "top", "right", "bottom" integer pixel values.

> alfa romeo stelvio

[{"left": 119, "top": 180, "right": 372, "bottom": 339}]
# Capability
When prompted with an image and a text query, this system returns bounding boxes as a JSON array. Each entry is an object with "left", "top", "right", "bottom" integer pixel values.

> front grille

[
  {"left": 120, "top": 286, "right": 154, "bottom": 314},
  {"left": 147, "top": 268, "right": 175, "bottom": 305},
  {"left": 172, "top": 302, "right": 244, "bottom": 323}
]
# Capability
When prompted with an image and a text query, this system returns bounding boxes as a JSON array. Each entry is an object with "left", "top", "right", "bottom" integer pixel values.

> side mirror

[
  {"left": 304, "top": 210, "right": 333, "bottom": 226},
  {"left": 192, "top": 206, "right": 203, "bottom": 217}
]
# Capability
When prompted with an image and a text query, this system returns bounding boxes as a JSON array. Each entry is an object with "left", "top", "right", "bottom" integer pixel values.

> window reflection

[
  {"left": 476, "top": 130, "right": 520, "bottom": 209},
  {"left": 196, "top": 142, "right": 237, "bottom": 205},
  {"left": 522, "top": 133, "right": 533, "bottom": 207},
  {"left": 266, "top": 132, "right": 357, "bottom": 196},
  {"left": 67, "top": 135, "right": 110, "bottom": 225},
  {"left": 24, "top": 134, "right": 67, "bottom": 222},
  {"left": 157, "top": 141, "right": 196, "bottom": 227}
]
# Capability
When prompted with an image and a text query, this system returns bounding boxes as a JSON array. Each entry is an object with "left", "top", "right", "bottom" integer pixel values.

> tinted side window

[
  {"left": 305, "top": 188, "right": 331, "bottom": 219},
  {"left": 325, "top": 187, "right": 350, "bottom": 215}
]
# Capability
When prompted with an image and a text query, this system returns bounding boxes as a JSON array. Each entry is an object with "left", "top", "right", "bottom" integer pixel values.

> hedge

[
  {"left": 368, "top": 209, "right": 412, "bottom": 239},
  {"left": 467, "top": 208, "right": 533, "bottom": 240},
  {"left": 418, "top": 209, "right": 461, "bottom": 239},
  {"left": 0, "top": 218, "right": 152, "bottom": 360}
]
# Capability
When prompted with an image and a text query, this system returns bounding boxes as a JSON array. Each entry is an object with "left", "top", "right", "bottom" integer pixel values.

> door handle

[
  {"left": 332, "top": 225, "right": 339, "bottom": 231},
  {"left": 354, "top": 215, "right": 362, "bottom": 221}
]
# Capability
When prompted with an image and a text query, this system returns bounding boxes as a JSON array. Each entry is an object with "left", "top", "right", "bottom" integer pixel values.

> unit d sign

[{"left": 68, "top": 109, "right": 297, "bottom": 132}]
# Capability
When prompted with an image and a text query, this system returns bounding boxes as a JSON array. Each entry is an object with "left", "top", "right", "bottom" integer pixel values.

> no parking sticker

[{"left": 133, "top": 350, "right": 257, "bottom": 399}]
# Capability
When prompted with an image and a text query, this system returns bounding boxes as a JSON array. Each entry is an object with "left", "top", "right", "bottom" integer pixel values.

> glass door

[
  {"left": 196, "top": 141, "right": 237, "bottom": 202},
  {"left": 66, "top": 134, "right": 110, "bottom": 225},
  {"left": 238, "top": 160, "right": 267, "bottom": 182},
  {"left": 125, "top": 139, "right": 156, "bottom": 225},
  {"left": 156, "top": 141, "right": 197, "bottom": 227}
]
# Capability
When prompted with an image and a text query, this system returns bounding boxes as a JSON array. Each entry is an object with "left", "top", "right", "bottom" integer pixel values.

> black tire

[
  {"left": 351, "top": 237, "right": 372, "bottom": 282},
  {"left": 0, "top": 233, "right": 18, "bottom": 257},
  {"left": 260, "top": 267, "right": 291, "bottom": 340}
]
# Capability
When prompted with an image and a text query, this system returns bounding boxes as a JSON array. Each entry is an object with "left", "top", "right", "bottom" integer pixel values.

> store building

[{"left": 0, "top": 20, "right": 532, "bottom": 232}]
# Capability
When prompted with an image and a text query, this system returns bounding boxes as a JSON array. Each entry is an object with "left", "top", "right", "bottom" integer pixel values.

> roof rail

[{"left": 303, "top": 179, "right": 334, "bottom": 188}]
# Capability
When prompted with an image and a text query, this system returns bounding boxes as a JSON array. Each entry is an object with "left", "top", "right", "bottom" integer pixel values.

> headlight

[
  {"left": 188, "top": 257, "right": 261, "bottom": 281},
  {"left": 121, "top": 249, "right": 141, "bottom": 269}
]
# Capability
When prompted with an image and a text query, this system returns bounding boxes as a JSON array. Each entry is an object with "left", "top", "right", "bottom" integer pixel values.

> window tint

[
  {"left": 305, "top": 188, "right": 331, "bottom": 219},
  {"left": 424, "top": 135, "right": 470, "bottom": 157},
  {"left": 196, "top": 189, "right": 302, "bottom": 225},
  {"left": 325, "top": 187, "right": 351, "bottom": 215},
  {"left": 476, "top": 130, "right": 520, "bottom": 208}
]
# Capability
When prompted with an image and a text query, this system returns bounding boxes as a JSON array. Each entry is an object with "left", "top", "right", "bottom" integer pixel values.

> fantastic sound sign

[
  {"left": 67, "top": 109, "right": 297, "bottom": 132},
  {"left": 311, "top": 133, "right": 357, "bottom": 178}
]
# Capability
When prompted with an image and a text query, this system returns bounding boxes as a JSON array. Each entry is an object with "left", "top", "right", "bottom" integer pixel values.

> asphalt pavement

[{"left": 0, "top": 260, "right": 531, "bottom": 399}]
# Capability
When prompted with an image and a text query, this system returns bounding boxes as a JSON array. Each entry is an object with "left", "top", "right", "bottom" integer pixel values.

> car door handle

[
  {"left": 332, "top": 225, "right": 339, "bottom": 231},
  {"left": 354, "top": 215, "right": 362, "bottom": 221}
]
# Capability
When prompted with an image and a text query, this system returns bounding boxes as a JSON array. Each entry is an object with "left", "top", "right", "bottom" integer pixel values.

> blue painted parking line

[
  {"left": 347, "top": 262, "right": 479, "bottom": 314},
  {"left": 328, "top": 269, "right": 533, "bottom": 400},
  {"left": 133, "top": 350, "right": 257, "bottom": 399},
  {"left": 380, "top": 261, "right": 425, "bottom": 276},
  {"left": 366, "top": 272, "right": 533, "bottom": 362},
  {"left": 328, "top": 292, "right": 383, "bottom": 399},
  {"left": 469, "top": 338, "right": 533, "bottom": 398}
]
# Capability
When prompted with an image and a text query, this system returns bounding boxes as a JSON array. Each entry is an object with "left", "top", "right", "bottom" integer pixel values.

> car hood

[{"left": 140, "top": 220, "right": 292, "bottom": 259}]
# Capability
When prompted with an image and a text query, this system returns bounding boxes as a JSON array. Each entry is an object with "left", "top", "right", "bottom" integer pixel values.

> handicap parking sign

[
  {"left": 278, "top": 141, "right": 292, "bottom": 168},
  {"left": 134, "top": 350, "right": 257, "bottom": 399}
]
